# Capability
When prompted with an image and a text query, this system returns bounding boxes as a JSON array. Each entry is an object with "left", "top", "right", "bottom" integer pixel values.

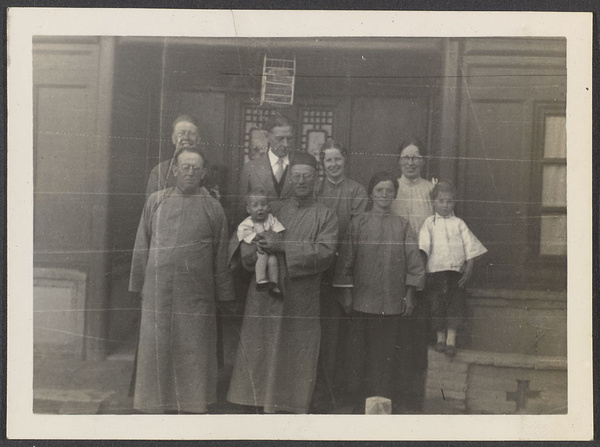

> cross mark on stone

[{"left": 506, "top": 379, "right": 540, "bottom": 412}]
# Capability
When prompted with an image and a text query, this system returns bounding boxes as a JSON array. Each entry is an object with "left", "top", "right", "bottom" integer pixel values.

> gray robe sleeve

[
  {"left": 332, "top": 215, "right": 359, "bottom": 287},
  {"left": 284, "top": 207, "right": 338, "bottom": 279},
  {"left": 351, "top": 184, "right": 369, "bottom": 216},
  {"left": 211, "top": 202, "right": 236, "bottom": 302},
  {"left": 404, "top": 221, "right": 426, "bottom": 291},
  {"left": 128, "top": 194, "right": 156, "bottom": 293}
]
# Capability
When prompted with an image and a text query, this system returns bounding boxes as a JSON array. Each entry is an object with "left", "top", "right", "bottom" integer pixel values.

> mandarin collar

[
  {"left": 326, "top": 176, "right": 346, "bottom": 187},
  {"left": 174, "top": 186, "right": 208, "bottom": 197},
  {"left": 399, "top": 176, "right": 423, "bottom": 186},
  {"left": 292, "top": 196, "right": 315, "bottom": 208},
  {"left": 434, "top": 211, "right": 455, "bottom": 220},
  {"left": 369, "top": 208, "right": 393, "bottom": 217}
]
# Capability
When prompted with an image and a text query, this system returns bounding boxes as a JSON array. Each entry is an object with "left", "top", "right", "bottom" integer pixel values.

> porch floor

[{"left": 32, "top": 338, "right": 459, "bottom": 415}]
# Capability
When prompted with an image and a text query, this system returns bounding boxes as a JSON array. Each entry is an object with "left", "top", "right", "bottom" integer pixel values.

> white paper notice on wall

[{"left": 261, "top": 55, "right": 295, "bottom": 106}]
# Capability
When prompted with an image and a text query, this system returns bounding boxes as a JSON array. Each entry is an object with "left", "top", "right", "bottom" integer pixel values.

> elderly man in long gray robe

[
  {"left": 227, "top": 151, "right": 338, "bottom": 414},
  {"left": 129, "top": 148, "right": 234, "bottom": 414}
]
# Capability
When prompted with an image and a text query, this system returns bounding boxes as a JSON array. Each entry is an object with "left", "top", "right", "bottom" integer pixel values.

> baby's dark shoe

[
  {"left": 445, "top": 345, "right": 457, "bottom": 358},
  {"left": 433, "top": 342, "right": 446, "bottom": 353},
  {"left": 269, "top": 287, "right": 283, "bottom": 299},
  {"left": 256, "top": 282, "right": 271, "bottom": 291}
]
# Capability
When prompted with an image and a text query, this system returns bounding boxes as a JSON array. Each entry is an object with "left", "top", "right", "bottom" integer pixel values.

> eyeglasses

[
  {"left": 175, "top": 130, "right": 199, "bottom": 139},
  {"left": 400, "top": 156, "right": 424, "bottom": 163},
  {"left": 273, "top": 136, "right": 293, "bottom": 144},
  {"left": 178, "top": 164, "right": 203, "bottom": 173},
  {"left": 290, "top": 173, "right": 315, "bottom": 182}
]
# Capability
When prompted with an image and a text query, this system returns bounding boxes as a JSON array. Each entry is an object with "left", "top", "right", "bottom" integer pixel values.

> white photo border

[{"left": 6, "top": 8, "right": 593, "bottom": 440}]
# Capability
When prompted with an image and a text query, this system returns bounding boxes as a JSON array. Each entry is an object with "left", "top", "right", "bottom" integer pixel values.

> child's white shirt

[
  {"left": 419, "top": 212, "right": 487, "bottom": 273},
  {"left": 237, "top": 213, "right": 285, "bottom": 244}
]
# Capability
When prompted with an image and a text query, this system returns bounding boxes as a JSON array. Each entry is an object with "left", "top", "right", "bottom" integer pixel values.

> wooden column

[
  {"left": 85, "top": 37, "right": 116, "bottom": 360},
  {"left": 437, "top": 38, "right": 461, "bottom": 184}
]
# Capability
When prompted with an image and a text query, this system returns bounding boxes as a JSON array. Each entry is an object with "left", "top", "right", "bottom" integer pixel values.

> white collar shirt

[
  {"left": 268, "top": 149, "right": 289, "bottom": 174},
  {"left": 418, "top": 212, "right": 487, "bottom": 273}
]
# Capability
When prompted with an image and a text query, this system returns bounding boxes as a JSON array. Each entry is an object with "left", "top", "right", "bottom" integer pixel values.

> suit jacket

[{"left": 237, "top": 152, "right": 296, "bottom": 222}]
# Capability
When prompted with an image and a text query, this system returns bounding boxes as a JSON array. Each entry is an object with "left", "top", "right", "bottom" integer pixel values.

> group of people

[{"left": 128, "top": 112, "right": 487, "bottom": 415}]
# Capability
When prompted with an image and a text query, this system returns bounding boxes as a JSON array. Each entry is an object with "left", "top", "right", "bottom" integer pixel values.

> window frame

[{"left": 528, "top": 102, "right": 567, "bottom": 262}]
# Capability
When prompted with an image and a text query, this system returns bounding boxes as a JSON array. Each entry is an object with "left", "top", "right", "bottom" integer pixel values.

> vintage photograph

[{"left": 7, "top": 9, "right": 593, "bottom": 440}]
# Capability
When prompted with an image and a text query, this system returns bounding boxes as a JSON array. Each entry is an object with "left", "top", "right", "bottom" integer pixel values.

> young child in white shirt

[
  {"left": 237, "top": 189, "right": 285, "bottom": 297},
  {"left": 419, "top": 180, "right": 487, "bottom": 357}
]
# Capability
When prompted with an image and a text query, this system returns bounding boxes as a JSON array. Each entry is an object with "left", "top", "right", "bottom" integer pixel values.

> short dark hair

[
  {"left": 175, "top": 146, "right": 207, "bottom": 166},
  {"left": 319, "top": 139, "right": 347, "bottom": 163},
  {"left": 366, "top": 171, "right": 399, "bottom": 211},
  {"left": 398, "top": 137, "right": 427, "bottom": 157},
  {"left": 431, "top": 180, "right": 456, "bottom": 201},
  {"left": 246, "top": 188, "right": 270, "bottom": 205},
  {"left": 172, "top": 114, "right": 199, "bottom": 130},
  {"left": 263, "top": 113, "right": 294, "bottom": 133}
]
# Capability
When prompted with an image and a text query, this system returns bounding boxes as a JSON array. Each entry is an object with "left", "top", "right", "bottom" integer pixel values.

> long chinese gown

[
  {"left": 390, "top": 175, "right": 434, "bottom": 412},
  {"left": 129, "top": 187, "right": 234, "bottom": 413},
  {"left": 315, "top": 176, "right": 368, "bottom": 405},
  {"left": 227, "top": 197, "right": 338, "bottom": 413}
]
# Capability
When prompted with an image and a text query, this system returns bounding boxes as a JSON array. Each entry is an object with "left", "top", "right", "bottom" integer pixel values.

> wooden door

[
  {"left": 33, "top": 37, "right": 115, "bottom": 359},
  {"left": 456, "top": 39, "right": 567, "bottom": 289},
  {"left": 347, "top": 96, "right": 431, "bottom": 189}
]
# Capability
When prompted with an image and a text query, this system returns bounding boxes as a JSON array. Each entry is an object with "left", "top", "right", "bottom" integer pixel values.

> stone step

[{"left": 33, "top": 388, "right": 114, "bottom": 414}]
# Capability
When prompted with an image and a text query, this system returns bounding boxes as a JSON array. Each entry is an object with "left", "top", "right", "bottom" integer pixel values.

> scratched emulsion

[{"left": 31, "top": 34, "right": 569, "bottom": 417}]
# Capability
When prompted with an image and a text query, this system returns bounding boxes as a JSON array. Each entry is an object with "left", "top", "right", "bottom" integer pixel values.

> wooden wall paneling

[
  {"left": 456, "top": 39, "right": 566, "bottom": 289},
  {"left": 109, "top": 41, "right": 162, "bottom": 264},
  {"left": 106, "top": 41, "right": 165, "bottom": 350},
  {"left": 348, "top": 95, "right": 431, "bottom": 189},
  {"left": 34, "top": 84, "right": 94, "bottom": 252},
  {"left": 106, "top": 87, "right": 155, "bottom": 349},
  {"left": 33, "top": 38, "right": 116, "bottom": 359},
  {"left": 33, "top": 43, "right": 100, "bottom": 261},
  {"left": 167, "top": 91, "right": 227, "bottom": 164},
  {"left": 85, "top": 37, "right": 116, "bottom": 359},
  {"left": 461, "top": 37, "right": 567, "bottom": 58},
  {"left": 458, "top": 98, "right": 531, "bottom": 287}
]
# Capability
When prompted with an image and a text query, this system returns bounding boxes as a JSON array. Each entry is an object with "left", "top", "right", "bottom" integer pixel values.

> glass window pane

[
  {"left": 544, "top": 116, "right": 566, "bottom": 158},
  {"left": 542, "top": 164, "right": 567, "bottom": 206},
  {"left": 540, "top": 214, "right": 567, "bottom": 256}
]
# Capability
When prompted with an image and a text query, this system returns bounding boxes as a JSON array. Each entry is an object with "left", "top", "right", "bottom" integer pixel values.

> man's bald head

[{"left": 171, "top": 114, "right": 201, "bottom": 150}]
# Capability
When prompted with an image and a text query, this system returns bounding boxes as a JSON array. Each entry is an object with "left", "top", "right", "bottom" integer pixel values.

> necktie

[{"left": 274, "top": 157, "right": 284, "bottom": 183}]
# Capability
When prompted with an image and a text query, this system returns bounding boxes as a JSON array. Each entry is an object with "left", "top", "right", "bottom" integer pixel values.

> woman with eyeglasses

[
  {"left": 390, "top": 137, "right": 436, "bottom": 414},
  {"left": 391, "top": 138, "right": 435, "bottom": 233}
]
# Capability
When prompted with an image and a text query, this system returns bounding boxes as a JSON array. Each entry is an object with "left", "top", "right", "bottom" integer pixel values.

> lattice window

[
  {"left": 242, "top": 107, "right": 277, "bottom": 163},
  {"left": 300, "top": 109, "right": 334, "bottom": 152},
  {"left": 301, "top": 108, "right": 334, "bottom": 179},
  {"left": 241, "top": 106, "right": 335, "bottom": 172}
]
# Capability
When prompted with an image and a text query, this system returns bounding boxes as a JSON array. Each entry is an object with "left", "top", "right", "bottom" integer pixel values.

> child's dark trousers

[{"left": 425, "top": 271, "right": 465, "bottom": 331}]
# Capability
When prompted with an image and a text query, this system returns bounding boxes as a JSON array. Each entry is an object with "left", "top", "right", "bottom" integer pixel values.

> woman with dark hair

[
  {"left": 317, "top": 139, "right": 368, "bottom": 251},
  {"left": 391, "top": 138, "right": 435, "bottom": 232},
  {"left": 391, "top": 138, "right": 436, "bottom": 413},
  {"left": 333, "top": 171, "right": 425, "bottom": 413},
  {"left": 311, "top": 139, "right": 368, "bottom": 412}
]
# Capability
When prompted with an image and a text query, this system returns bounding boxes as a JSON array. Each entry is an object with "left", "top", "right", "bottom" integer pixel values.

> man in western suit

[{"left": 237, "top": 114, "right": 296, "bottom": 222}]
